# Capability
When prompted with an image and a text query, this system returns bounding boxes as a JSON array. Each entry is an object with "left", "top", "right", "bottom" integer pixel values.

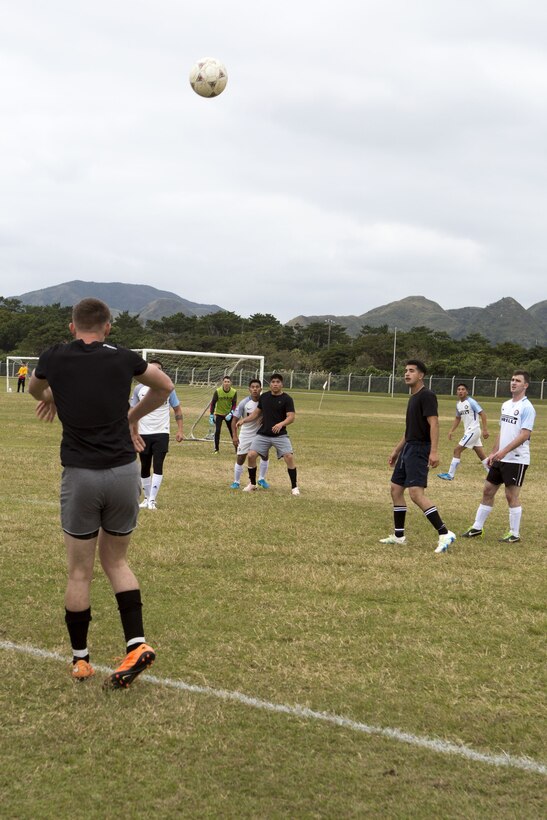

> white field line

[{"left": 1, "top": 639, "right": 545, "bottom": 777}]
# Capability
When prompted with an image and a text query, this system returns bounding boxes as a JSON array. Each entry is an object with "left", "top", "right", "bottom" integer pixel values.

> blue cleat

[
  {"left": 437, "top": 473, "right": 453, "bottom": 481},
  {"left": 230, "top": 481, "right": 240, "bottom": 489},
  {"left": 257, "top": 478, "right": 270, "bottom": 489}
]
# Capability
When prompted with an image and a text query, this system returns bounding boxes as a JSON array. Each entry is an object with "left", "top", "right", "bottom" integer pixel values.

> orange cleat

[
  {"left": 104, "top": 643, "right": 155, "bottom": 690},
  {"left": 71, "top": 659, "right": 95, "bottom": 681}
]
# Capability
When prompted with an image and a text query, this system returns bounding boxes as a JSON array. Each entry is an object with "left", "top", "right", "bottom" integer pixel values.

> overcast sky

[{"left": 1, "top": 1, "right": 546, "bottom": 322}]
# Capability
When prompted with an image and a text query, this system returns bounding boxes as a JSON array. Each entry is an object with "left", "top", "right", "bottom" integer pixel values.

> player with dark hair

[
  {"left": 130, "top": 359, "right": 183, "bottom": 509},
  {"left": 230, "top": 378, "right": 270, "bottom": 489},
  {"left": 16, "top": 362, "right": 28, "bottom": 393},
  {"left": 209, "top": 376, "right": 237, "bottom": 453},
  {"left": 237, "top": 373, "right": 299, "bottom": 495},
  {"left": 380, "top": 359, "right": 455, "bottom": 553},
  {"left": 437, "top": 383, "right": 490, "bottom": 480},
  {"left": 462, "top": 371, "right": 536, "bottom": 543},
  {"left": 29, "top": 298, "right": 174, "bottom": 688}
]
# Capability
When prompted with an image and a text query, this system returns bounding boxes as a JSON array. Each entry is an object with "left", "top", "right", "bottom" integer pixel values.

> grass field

[{"left": 0, "top": 388, "right": 545, "bottom": 818}]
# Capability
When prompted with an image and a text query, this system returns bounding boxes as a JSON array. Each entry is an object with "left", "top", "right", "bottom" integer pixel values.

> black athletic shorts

[
  {"left": 487, "top": 460, "right": 528, "bottom": 488},
  {"left": 140, "top": 433, "right": 169, "bottom": 457},
  {"left": 391, "top": 442, "right": 431, "bottom": 488}
]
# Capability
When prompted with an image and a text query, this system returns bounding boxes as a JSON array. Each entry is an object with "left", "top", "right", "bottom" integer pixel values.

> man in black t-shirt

[
  {"left": 236, "top": 373, "right": 300, "bottom": 495},
  {"left": 380, "top": 360, "right": 455, "bottom": 554},
  {"left": 29, "top": 298, "right": 174, "bottom": 687}
]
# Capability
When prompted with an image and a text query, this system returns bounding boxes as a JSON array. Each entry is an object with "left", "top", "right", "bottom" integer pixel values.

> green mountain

[
  {"left": 288, "top": 296, "right": 546, "bottom": 348},
  {"left": 14, "top": 280, "right": 224, "bottom": 319}
]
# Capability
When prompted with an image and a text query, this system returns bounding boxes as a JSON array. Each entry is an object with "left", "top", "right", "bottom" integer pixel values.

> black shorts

[
  {"left": 391, "top": 442, "right": 430, "bottom": 488},
  {"left": 487, "top": 460, "right": 528, "bottom": 488},
  {"left": 140, "top": 433, "right": 169, "bottom": 457}
]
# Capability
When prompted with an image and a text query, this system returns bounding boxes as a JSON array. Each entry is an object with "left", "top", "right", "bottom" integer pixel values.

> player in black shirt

[
  {"left": 237, "top": 373, "right": 300, "bottom": 495},
  {"left": 29, "top": 298, "right": 174, "bottom": 687},
  {"left": 380, "top": 360, "right": 456, "bottom": 554}
]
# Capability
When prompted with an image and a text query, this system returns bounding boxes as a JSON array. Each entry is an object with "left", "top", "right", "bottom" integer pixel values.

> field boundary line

[{"left": 2, "top": 639, "right": 545, "bottom": 776}]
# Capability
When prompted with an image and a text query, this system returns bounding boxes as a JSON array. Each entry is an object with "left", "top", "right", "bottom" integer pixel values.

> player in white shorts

[
  {"left": 438, "top": 383, "right": 490, "bottom": 480},
  {"left": 229, "top": 379, "right": 270, "bottom": 489},
  {"left": 462, "top": 371, "right": 536, "bottom": 543}
]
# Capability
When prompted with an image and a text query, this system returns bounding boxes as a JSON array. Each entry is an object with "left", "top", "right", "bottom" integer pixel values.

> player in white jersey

[
  {"left": 130, "top": 360, "right": 183, "bottom": 509},
  {"left": 229, "top": 379, "right": 270, "bottom": 489},
  {"left": 437, "top": 383, "right": 490, "bottom": 480},
  {"left": 462, "top": 371, "right": 536, "bottom": 543}
]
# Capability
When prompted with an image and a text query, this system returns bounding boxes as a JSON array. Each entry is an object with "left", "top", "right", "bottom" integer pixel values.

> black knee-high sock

[
  {"left": 248, "top": 466, "right": 257, "bottom": 485},
  {"left": 115, "top": 589, "right": 145, "bottom": 650},
  {"left": 393, "top": 506, "right": 407, "bottom": 538},
  {"left": 65, "top": 607, "right": 92, "bottom": 662},
  {"left": 288, "top": 468, "right": 297, "bottom": 489},
  {"left": 424, "top": 506, "right": 448, "bottom": 535}
]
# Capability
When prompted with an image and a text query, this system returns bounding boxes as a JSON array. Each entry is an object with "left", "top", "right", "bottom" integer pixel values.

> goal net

[
  {"left": 134, "top": 349, "right": 265, "bottom": 442},
  {"left": 5, "top": 356, "right": 39, "bottom": 392}
]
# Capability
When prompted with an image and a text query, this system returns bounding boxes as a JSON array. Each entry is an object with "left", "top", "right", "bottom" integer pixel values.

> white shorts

[
  {"left": 458, "top": 428, "right": 482, "bottom": 449},
  {"left": 237, "top": 435, "right": 256, "bottom": 456}
]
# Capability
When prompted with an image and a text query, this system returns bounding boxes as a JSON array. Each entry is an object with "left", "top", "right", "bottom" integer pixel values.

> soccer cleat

[
  {"left": 379, "top": 534, "right": 406, "bottom": 544},
  {"left": 148, "top": 499, "right": 157, "bottom": 510},
  {"left": 230, "top": 481, "right": 240, "bottom": 489},
  {"left": 213, "top": 449, "right": 219, "bottom": 454},
  {"left": 437, "top": 473, "right": 453, "bottom": 481},
  {"left": 139, "top": 498, "right": 150, "bottom": 509},
  {"left": 257, "top": 478, "right": 270, "bottom": 489},
  {"left": 104, "top": 643, "right": 156, "bottom": 690},
  {"left": 435, "top": 530, "right": 456, "bottom": 553},
  {"left": 71, "top": 659, "right": 95, "bottom": 681},
  {"left": 499, "top": 532, "right": 521, "bottom": 543},
  {"left": 242, "top": 483, "right": 257, "bottom": 492},
  {"left": 461, "top": 527, "right": 483, "bottom": 538},
  {"left": 291, "top": 487, "right": 300, "bottom": 496}
]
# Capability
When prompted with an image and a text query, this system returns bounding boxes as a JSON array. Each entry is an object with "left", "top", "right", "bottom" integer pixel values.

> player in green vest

[{"left": 209, "top": 376, "right": 238, "bottom": 453}]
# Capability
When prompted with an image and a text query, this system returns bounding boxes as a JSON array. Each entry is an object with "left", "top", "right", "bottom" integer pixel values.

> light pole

[
  {"left": 325, "top": 319, "right": 335, "bottom": 349},
  {"left": 391, "top": 327, "right": 397, "bottom": 398}
]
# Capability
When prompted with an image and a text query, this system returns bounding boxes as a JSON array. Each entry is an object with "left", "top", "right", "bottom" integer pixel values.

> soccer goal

[
  {"left": 134, "top": 349, "right": 265, "bottom": 441},
  {"left": 5, "top": 356, "right": 39, "bottom": 392}
]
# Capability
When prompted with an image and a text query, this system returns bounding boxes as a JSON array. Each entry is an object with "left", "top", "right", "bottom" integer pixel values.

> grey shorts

[
  {"left": 250, "top": 433, "right": 294, "bottom": 459},
  {"left": 60, "top": 461, "right": 140, "bottom": 539}
]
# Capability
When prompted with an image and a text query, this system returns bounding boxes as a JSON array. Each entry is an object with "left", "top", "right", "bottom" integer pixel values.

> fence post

[
  {"left": 174, "top": 368, "right": 179, "bottom": 385},
  {"left": 308, "top": 372, "right": 312, "bottom": 391},
  {"left": 328, "top": 372, "right": 332, "bottom": 390},
  {"left": 429, "top": 375, "right": 433, "bottom": 390},
  {"left": 348, "top": 373, "right": 352, "bottom": 392},
  {"left": 207, "top": 368, "right": 211, "bottom": 386},
  {"left": 451, "top": 376, "right": 455, "bottom": 395},
  {"left": 494, "top": 377, "right": 499, "bottom": 398},
  {"left": 472, "top": 376, "right": 476, "bottom": 395},
  {"left": 541, "top": 379, "right": 545, "bottom": 401},
  {"left": 290, "top": 370, "right": 294, "bottom": 389},
  {"left": 368, "top": 374, "right": 372, "bottom": 393},
  {"left": 387, "top": 374, "right": 392, "bottom": 394}
]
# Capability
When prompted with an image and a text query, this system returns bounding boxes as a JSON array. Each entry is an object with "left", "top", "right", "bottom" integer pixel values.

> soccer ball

[{"left": 189, "top": 58, "right": 228, "bottom": 98}]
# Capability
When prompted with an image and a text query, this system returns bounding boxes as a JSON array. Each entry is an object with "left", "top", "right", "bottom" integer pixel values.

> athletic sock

[
  {"left": 509, "top": 506, "right": 522, "bottom": 537},
  {"left": 258, "top": 460, "right": 269, "bottom": 481},
  {"left": 473, "top": 504, "right": 493, "bottom": 530},
  {"left": 141, "top": 476, "right": 152, "bottom": 499},
  {"left": 248, "top": 467, "right": 257, "bottom": 485},
  {"left": 149, "top": 473, "right": 163, "bottom": 501},
  {"left": 65, "top": 607, "right": 92, "bottom": 662},
  {"left": 288, "top": 467, "right": 297, "bottom": 489},
  {"left": 481, "top": 458, "right": 489, "bottom": 471},
  {"left": 424, "top": 506, "right": 448, "bottom": 535},
  {"left": 234, "top": 463, "right": 244, "bottom": 483},
  {"left": 393, "top": 506, "right": 407, "bottom": 538},
  {"left": 115, "top": 589, "right": 145, "bottom": 650},
  {"left": 449, "top": 458, "right": 460, "bottom": 477}
]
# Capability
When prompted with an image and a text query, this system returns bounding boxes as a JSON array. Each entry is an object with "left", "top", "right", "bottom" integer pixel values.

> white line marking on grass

[{"left": 2, "top": 639, "right": 545, "bottom": 776}]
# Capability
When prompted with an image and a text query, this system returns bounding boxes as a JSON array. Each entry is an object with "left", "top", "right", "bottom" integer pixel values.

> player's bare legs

[
  {"left": 98, "top": 530, "right": 139, "bottom": 594},
  {"left": 64, "top": 534, "right": 97, "bottom": 611}
]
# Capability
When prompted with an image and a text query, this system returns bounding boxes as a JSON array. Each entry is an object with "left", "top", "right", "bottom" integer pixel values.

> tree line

[{"left": 1, "top": 297, "right": 545, "bottom": 379}]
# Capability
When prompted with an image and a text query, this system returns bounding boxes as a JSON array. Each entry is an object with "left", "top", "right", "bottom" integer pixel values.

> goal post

[
  {"left": 5, "top": 356, "right": 40, "bottom": 392},
  {"left": 134, "top": 349, "right": 265, "bottom": 442}
]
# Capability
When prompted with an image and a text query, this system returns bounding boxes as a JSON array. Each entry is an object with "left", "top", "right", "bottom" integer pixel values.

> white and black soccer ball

[{"left": 189, "top": 57, "right": 228, "bottom": 98}]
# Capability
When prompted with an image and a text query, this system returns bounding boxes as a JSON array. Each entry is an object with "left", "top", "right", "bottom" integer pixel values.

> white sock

[
  {"left": 449, "top": 458, "right": 460, "bottom": 477},
  {"left": 474, "top": 504, "right": 493, "bottom": 530},
  {"left": 149, "top": 473, "right": 163, "bottom": 501},
  {"left": 234, "top": 463, "right": 244, "bottom": 483},
  {"left": 259, "top": 460, "right": 269, "bottom": 480},
  {"left": 141, "top": 476, "right": 152, "bottom": 499},
  {"left": 509, "top": 506, "right": 522, "bottom": 537},
  {"left": 481, "top": 458, "right": 489, "bottom": 471}
]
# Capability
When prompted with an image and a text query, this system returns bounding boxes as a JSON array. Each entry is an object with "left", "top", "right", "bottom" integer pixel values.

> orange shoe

[
  {"left": 104, "top": 643, "right": 156, "bottom": 690},
  {"left": 71, "top": 659, "right": 95, "bottom": 681}
]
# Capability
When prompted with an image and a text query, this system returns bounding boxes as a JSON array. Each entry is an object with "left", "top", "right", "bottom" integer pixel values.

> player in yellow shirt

[{"left": 17, "top": 363, "right": 28, "bottom": 393}]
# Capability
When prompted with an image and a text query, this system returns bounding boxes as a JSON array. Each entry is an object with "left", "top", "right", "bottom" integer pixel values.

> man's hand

[
  {"left": 175, "top": 432, "right": 184, "bottom": 442},
  {"left": 129, "top": 424, "right": 145, "bottom": 453},
  {"left": 236, "top": 418, "right": 245, "bottom": 428},
  {"left": 387, "top": 450, "right": 398, "bottom": 466},
  {"left": 483, "top": 430, "right": 490, "bottom": 440},
  {"left": 35, "top": 400, "right": 57, "bottom": 423},
  {"left": 448, "top": 432, "right": 453, "bottom": 440},
  {"left": 271, "top": 422, "right": 284, "bottom": 434},
  {"left": 428, "top": 451, "right": 440, "bottom": 468}
]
